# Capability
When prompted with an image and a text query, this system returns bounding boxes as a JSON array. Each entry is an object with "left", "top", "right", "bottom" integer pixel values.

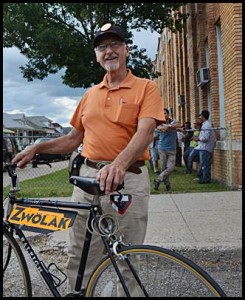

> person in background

[
  {"left": 183, "top": 120, "right": 201, "bottom": 174},
  {"left": 192, "top": 110, "right": 216, "bottom": 183},
  {"left": 154, "top": 108, "right": 180, "bottom": 191},
  {"left": 181, "top": 121, "right": 193, "bottom": 168},
  {"left": 175, "top": 127, "right": 183, "bottom": 167},
  {"left": 12, "top": 23, "right": 165, "bottom": 295},
  {"left": 149, "top": 128, "right": 160, "bottom": 174}
]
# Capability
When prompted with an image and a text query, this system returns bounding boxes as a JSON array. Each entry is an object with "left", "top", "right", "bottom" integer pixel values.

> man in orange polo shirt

[{"left": 13, "top": 23, "right": 165, "bottom": 294}]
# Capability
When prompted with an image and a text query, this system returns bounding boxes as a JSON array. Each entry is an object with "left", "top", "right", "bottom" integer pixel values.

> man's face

[{"left": 94, "top": 37, "right": 129, "bottom": 72}]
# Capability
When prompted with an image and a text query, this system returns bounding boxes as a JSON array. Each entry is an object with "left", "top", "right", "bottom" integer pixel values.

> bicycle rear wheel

[
  {"left": 3, "top": 224, "right": 32, "bottom": 297},
  {"left": 86, "top": 245, "right": 226, "bottom": 297}
]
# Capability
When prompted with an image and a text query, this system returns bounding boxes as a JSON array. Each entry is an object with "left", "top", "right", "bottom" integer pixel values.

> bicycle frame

[
  {"left": 5, "top": 194, "right": 131, "bottom": 297},
  {"left": 4, "top": 163, "right": 132, "bottom": 296}
]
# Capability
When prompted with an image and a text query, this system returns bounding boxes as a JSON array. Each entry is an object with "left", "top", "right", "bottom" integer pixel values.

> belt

[{"left": 84, "top": 158, "right": 145, "bottom": 174}]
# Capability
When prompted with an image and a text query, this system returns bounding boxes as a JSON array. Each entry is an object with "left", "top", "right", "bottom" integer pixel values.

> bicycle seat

[
  {"left": 69, "top": 176, "right": 124, "bottom": 196},
  {"left": 70, "top": 176, "right": 104, "bottom": 195}
]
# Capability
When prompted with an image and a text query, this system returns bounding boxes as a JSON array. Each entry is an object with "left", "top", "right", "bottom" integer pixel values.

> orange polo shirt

[{"left": 70, "top": 69, "right": 165, "bottom": 161}]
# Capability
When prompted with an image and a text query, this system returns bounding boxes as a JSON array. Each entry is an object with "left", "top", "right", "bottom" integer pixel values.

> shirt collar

[{"left": 98, "top": 69, "right": 135, "bottom": 89}]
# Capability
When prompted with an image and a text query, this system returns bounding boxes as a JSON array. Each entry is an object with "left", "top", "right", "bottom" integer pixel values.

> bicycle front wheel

[
  {"left": 3, "top": 224, "right": 32, "bottom": 297},
  {"left": 86, "top": 245, "right": 226, "bottom": 297}
]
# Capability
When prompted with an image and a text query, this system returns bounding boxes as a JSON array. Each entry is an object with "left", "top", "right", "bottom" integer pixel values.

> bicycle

[{"left": 3, "top": 163, "right": 227, "bottom": 297}]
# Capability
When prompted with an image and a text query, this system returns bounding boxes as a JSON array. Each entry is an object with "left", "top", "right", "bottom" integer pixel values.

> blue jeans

[
  {"left": 186, "top": 148, "right": 200, "bottom": 173},
  {"left": 198, "top": 150, "right": 212, "bottom": 182}
]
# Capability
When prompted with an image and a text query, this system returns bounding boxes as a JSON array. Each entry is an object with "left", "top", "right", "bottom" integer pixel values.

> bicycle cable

[{"left": 86, "top": 213, "right": 119, "bottom": 237}]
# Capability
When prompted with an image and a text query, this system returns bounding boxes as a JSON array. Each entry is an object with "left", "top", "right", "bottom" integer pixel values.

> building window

[
  {"left": 216, "top": 24, "right": 225, "bottom": 137},
  {"left": 205, "top": 40, "right": 212, "bottom": 123},
  {"left": 205, "top": 40, "right": 210, "bottom": 68},
  {"left": 195, "top": 3, "right": 198, "bottom": 15}
]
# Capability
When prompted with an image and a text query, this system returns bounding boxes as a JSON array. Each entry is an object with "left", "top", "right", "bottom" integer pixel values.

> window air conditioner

[{"left": 196, "top": 68, "right": 209, "bottom": 87}]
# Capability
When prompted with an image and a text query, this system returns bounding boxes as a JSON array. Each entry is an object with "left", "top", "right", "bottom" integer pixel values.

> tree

[{"left": 3, "top": 3, "right": 188, "bottom": 88}]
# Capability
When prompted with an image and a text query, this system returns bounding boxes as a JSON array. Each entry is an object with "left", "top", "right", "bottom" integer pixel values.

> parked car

[
  {"left": 3, "top": 136, "right": 19, "bottom": 171},
  {"left": 32, "top": 137, "right": 71, "bottom": 168}
]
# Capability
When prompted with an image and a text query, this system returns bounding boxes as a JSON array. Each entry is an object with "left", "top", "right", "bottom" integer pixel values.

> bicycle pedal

[{"left": 46, "top": 262, "right": 67, "bottom": 288}]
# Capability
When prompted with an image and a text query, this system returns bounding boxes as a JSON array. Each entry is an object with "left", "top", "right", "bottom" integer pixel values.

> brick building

[{"left": 154, "top": 3, "right": 242, "bottom": 189}]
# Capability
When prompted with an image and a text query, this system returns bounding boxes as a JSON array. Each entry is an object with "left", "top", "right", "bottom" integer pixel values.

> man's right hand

[{"left": 12, "top": 145, "right": 37, "bottom": 168}]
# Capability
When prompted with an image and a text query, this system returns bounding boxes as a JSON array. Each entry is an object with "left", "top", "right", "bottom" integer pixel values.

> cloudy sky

[{"left": 3, "top": 29, "right": 160, "bottom": 127}]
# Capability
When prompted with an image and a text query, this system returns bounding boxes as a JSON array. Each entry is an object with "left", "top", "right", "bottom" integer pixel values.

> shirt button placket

[{"left": 106, "top": 91, "right": 111, "bottom": 107}]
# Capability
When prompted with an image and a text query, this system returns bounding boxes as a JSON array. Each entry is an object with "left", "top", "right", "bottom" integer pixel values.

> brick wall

[{"left": 154, "top": 3, "right": 242, "bottom": 189}]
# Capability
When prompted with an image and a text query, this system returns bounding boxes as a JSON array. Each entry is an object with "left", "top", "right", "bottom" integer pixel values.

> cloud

[
  {"left": 51, "top": 97, "right": 79, "bottom": 126},
  {"left": 3, "top": 47, "right": 85, "bottom": 126}
]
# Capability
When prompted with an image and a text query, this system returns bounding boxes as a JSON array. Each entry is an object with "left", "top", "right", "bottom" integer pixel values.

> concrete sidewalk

[
  {"left": 49, "top": 191, "right": 242, "bottom": 252},
  {"left": 145, "top": 191, "right": 242, "bottom": 251}
]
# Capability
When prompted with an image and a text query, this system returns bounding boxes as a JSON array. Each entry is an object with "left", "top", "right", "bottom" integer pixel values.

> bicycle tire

[
  {"left": 3, "top": 240, "right": 12, "bottom": 273},
  {"left": 86, "top": 245, "right": 227, "bottom": 297},
  {"left": 3, "top": 225, "right": 32, "bottom": 297}
]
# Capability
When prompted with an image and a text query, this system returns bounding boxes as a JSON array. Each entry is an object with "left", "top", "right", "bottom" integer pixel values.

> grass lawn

[
  {"left": 147, "top": 162, "right": 230, "bottom": 194},
  {"left": 3, "top": 168, "right": 73, "bottom": 198},
  {"left": 3, "top": 163, "right": 230, "bottom": 199}
]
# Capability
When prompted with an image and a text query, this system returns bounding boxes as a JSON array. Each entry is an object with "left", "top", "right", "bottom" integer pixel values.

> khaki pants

[
  {"left": 66, "top": 163, "right": 150, "bottom": 293},
  {"left": 158, "top": 149, "right": 176, "bottom": 184}
]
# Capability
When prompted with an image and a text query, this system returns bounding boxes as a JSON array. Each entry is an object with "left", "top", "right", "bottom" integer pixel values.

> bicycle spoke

[
  {"left": 86, "top": 246, "right": 226, "bottom": 297},
  {"left": 3, "top": 229, "right": 32, "bottom": 297}
]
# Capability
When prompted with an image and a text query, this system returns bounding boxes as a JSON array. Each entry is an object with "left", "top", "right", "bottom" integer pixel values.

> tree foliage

[{"left": 3, "top": 3, "right": 188, "bottom": 88}]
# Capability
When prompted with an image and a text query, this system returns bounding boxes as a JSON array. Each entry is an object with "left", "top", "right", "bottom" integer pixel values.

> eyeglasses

[{"left": 95, "top": 41, "right": 124, "bottom": 52}]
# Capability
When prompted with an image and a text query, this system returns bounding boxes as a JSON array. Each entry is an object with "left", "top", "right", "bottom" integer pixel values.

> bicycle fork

[
  {"left": 100, "top": 236, "right": 131, "bottom": 297},
  {"left": 112, "top": 241, "right": 149, "bottom": 297},
  {"left": 86, "top": 207, "right": 130, "bottom": 297},
  {"left": 91, "top": 207, "right": 148, "bottom": 297},
  {"left": 74, "top": 199, "right": 147, "bottom": 297}
]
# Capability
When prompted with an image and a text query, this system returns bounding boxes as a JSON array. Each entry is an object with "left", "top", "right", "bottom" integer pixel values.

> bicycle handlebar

[
  {"left": 5, "top": 163, "right": 125, "bottom": 197},
  {"left": 6, "top": 163, "right": 16, "bottom": 176},
  {"left": 5, "top": 163, "right": 19, "bottom": 192}
]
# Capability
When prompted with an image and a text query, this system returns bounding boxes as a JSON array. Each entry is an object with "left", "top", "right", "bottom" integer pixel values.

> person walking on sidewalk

[
  {"left": 154, "top": 108, "right": 180, "bottom": 191},
  {"left": 12, "top": 23, "right": 165, "bottom": 294}
]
